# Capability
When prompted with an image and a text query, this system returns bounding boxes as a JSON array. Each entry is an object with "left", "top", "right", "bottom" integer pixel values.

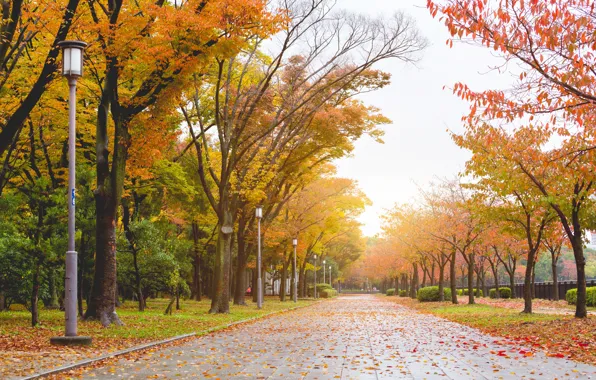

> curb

[{"left": 20, "top": 301, "right": 321, "bottom": 380}]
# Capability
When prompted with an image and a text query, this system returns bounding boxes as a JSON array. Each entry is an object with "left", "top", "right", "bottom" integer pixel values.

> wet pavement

[{"left": 84, "top": 295, "right": 596, "bottom": 379}]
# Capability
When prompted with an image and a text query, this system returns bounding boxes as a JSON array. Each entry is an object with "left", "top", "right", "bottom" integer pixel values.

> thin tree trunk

[
  {"left": 450, "top": 250, "right": 458, "bottom": 304},
  {"left": 47, "top": 269, "right": 59, "bottom": 309},
  {"left": 31, "top": 260, "right": 41, "bottom": 326},
  {"left": 467, "top": 253, "right": 475, "bottom": 305},
  {"left": 552, "top": 255, "right": 559, "bottom": 301},
  {"left": 522, "top": 249, "right": 536, "bottom": 314},
  {"left": 233, "top": 230, "right": 248, "bottom": 305},
  {"left": 438, "top": 263, "right": 445, "bottom": 301}
]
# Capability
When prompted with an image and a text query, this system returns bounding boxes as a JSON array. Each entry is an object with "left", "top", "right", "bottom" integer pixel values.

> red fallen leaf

[
  {"left": 547, "top": 353, "right": 565, "bottom": 358},
  {"left": 438, "top": 341, "right": 445, "bottom": 344},
  {"left": 472, "top": 345, "right": 478, "bottom": 350},
  {"left": 578, "top": 343, "right": 589, "bottom": 348}
]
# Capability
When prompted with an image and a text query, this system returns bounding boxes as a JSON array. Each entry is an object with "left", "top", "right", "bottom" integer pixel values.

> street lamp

[
  {"left": 323, "top": 260, "right": 326, "bottom": 284},
  {"left": 292, "top": 238, "right": 298, "bottom": 303},
  {"left": 313, "top": 254, "right": 317, "bottom": 299},
  {"left": 51, "top": 40, "right": 91, "bottom": 346},
  {"left": 256, "top": 206, "right": 263, "bottom": 309},
  {"left": 329, "top": 265, "right": 332, "bottom": 288}
]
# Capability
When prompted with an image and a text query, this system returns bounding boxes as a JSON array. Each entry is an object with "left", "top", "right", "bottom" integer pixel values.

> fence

[{"left": 512, "top": 279, "right": 596, "bottom": 300}]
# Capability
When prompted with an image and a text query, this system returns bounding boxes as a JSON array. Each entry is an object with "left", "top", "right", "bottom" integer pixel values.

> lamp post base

[{"left": 50, "top": 336, "right": 93, "bottom": 346}]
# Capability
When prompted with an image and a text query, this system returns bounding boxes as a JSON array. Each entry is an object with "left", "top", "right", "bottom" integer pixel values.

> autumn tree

[{"left": 429, "top": 0, "right": 596, "bottom": 318}]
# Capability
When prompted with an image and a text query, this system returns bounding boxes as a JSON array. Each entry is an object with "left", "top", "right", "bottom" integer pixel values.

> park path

[{"left": 84, "top": 295, "right": 596, "bottom": 379}]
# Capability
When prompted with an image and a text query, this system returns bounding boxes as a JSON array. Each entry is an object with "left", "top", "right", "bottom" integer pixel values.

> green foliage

[
  {"left": 386, "top": 288, "right": 395, "bottom": 296},
  {"left": 489, "top": 287, "right": 512, "bottom": 299},
  {"left": 456, "top": 289, "right": 463, "bottom": 296},
  {"left": 399, "top": 290, "right": 407, "bottom": 297},
  {"left": 566, "top": 287, "right": 596, "bottom": 306},
  {"left": 307, "top": 283, "right": 333, "bottom": 297},
  {"left": 320, "top": 289, "right": 338, "bottom": 298},
  {"left": 417, "top": 286, "right": 452, "bottom": 302},
  {"left": 462, "top": 288, "right": 483, "bottom": 297}
]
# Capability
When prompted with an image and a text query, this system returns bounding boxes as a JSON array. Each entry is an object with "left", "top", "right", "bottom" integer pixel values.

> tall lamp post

[
  {"left": 50, "top": 41, "right": 91, "bottom": 346},
  {"left": 256, "top": 206, "right": 263, "bottom": 309},
  {"left": 313, "top": 254, "right": 317, "bottom": 299},
  {"left": 323, "top": 260, "right": 326, "bottom": 284},
  {"left": 329, "top": 265, "right": 332, "bottom": 288},
  {"left": 292, "top": 238, "right": 298, "bottom": 303}
]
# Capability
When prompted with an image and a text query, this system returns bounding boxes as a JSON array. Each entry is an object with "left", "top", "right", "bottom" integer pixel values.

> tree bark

[
  {"left": 467, "top": 253, "right": 475, "bottom": 304},
  {"left": 438, "top": 263, "right": 445, "bottom": 301},
  {"left": 191, "top": 222, "right": 202, "bottom": 301},
  {"left": 31, "top": 259, "right": 41, "bottom": 327},
  {"left": 233, "top": 229, "right": 249, "bottom": 305},
  {"left": 551, "top": 255, "right": 559, "bottom": 301},
  {"left": 209, "top": 215, "right": 233, "bottom": 313},
  {"left": 47, "top": 269, "right": 60, "bottom": 309},
  {"left": 450, "top": 250, "right": 458, "bottom": 304}
]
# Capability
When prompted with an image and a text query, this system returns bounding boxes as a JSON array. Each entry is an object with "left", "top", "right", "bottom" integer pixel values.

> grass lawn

[
  {"left": 384, "top": 296, "right": 596, "bottom": 365},
  {"left": 0, "top": 297, "right": 316, "bottom": 378}
]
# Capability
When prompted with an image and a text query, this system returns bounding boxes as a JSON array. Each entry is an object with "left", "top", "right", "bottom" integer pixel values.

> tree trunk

[
  {"left": 450, "top": 250, "right": 458, "bottom": 304},
  {"left": 252, "top": 267, "right": 259, "bottom": 302},
  {"left": 438, "top": 263, "right": 445, "bottom": 301},
  {"left": 209, "top": 214, "right": 233, "bottom": 314},
  {"left": 279, "top": 256, "right": 289, "bottom": 301},
  {"left": 85, "top": 194, "right": 123, "bottom": 326},
  {"left": 233, "top": 230, "right": 249, "bottom": 305},
  {"left": 47, "top": 269, "right": 60, "bottom": 309},
  {"left": 551, "top": 253, "right": 559, "bottom": 301},
  {"left": 490, "top": 259, "right": 500, "bottom": 298},
  {"left": 430, "top": 261, "right": 435, "bottom": 286},
  {"left": 467, "top": 253, "right": 475, "bottom": 305},
  {"left": 0, "top": 291, "right": 5, "bottom": 311},
  {"left": 31, "top": 260, "right": 41, "bottom": 327},
  {"left": 572, "top": 238, "right": 587, "bottom": 318},
  {"left": 191, "top": 222, "right": 202, "bottom": 301},
  {"left": 531, "top": 259, "right": 536, "bottom": 299},
  {"left": 522, "top": 249, "right": 536, "bottom": 314}
]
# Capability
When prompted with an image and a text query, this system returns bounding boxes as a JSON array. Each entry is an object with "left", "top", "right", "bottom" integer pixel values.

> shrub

[
  {"left": 456, "top": 289, "right": 463, "bottom": 296},
  {"left": 307, "top": 283, "right": 334, "bottom": 297},
  {"left": 416, "top": 286, "right": 452, "bottom": 302},
  {"left": 320, "top": 289, "right": 338, "bottom": 298},
  {"left": 462, "top": 288, "right": 483, "bottom": 297},
  {"left": 489, "top": 287, "right": 512, "bottom": 299},
  {"left": 386, "top": 288, "right": 395, "bottom": 296},
  {"left": 566, "top": 287, "right": 596, "bottom": 306},
  {"left": 399, "top": 290, "right": 407, "bottom": 297}
]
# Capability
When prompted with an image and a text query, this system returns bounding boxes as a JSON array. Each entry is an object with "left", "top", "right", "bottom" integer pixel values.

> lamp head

[
  {"left": 58, "top": 40, "right": 87, "bottom": 78},
  {"left": 292, "top": 238, "right": 298, "bottom": 247},
  {"left": 255, "top": 206, "right": 263, "bottom": 219}
]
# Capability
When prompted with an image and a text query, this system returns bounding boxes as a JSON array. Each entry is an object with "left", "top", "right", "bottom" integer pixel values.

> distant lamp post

[
  {"left": 329, "top": 265, "right": 332, "bottom": 287},
  {"left": 51, "top": 40, "right": 91, "bottom": 346},
  {"left": 313, "top": 254, "right": 317, "bottom": 299},
  {"left": 292, "top": 238, "right": 298, "bottom": 303},
  {"left": 323, "top": 260, "right": 326, "bottom": 284},
  {"left": 256, "top": 206, "right": 263, "bottom": 309}
]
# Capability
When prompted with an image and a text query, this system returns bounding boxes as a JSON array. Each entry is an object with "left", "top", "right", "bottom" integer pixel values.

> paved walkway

[{"left": 85, "top": 295, "right": 596, "bottom": 379}]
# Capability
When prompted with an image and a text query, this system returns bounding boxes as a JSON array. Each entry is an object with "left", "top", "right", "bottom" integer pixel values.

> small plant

[
  {"left": 416, "top": 286, "right": 452, "bottom": 302},
  {"left": 386, "top": 288, "right": 395, "bottom": 296},
  {"left": 456, "top": 289, "right": 463, "bottom": 296},
  {"left": 399, "top": 290, "right": 407, "bottom": 297},
  {"left": 489, "top": 287, "right": 511, "bottom": 299},
  {"left": 307, "top": 283, "right": 334, "bottom": 297}
]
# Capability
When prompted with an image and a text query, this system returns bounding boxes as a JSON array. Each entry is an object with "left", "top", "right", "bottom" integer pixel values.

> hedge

[
  {"left": 566, "top": 287, "right": 596, "bottom": 306},
  {"left": 320, "top": 289, "right": 338, "bottom": 298},
  {"left": 399, "top": 290, "right": 407, "bottom": 297},
  {"left": 307, "top": 283, "right": 333, "bottom": 297},
  {"left": 489, "top": 287, "right": 511, "bottom": 299},
  {"left": 462, "top": 288, "right": 483, "bottom": 297},
  {"left": 456, "top": 289, "right": 463, "bottom": 296},
  {"left": 386, "top": 288, "right": 395, "bottom": 296},
  {"left": 417, "top": 286, "right": 452, "bottom": 302}
]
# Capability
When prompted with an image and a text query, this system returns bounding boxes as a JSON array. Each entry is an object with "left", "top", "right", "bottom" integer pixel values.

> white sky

[{"left": 333, "top": 0, "right": 510, "bottom": 237}]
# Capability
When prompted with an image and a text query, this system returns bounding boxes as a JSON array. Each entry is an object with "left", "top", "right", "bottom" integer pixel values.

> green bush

[
  {"left": 307, "top": 283, "right": 334, "bottom": 297},
  {"left": 489, "top": 287, "right": 512, "bottom": 299},
  {"left": 386, "top": 288, "right": 395, "bottom": 296},
  {"left": 399, "top": 290, "right": 407, "bottom": 297},
  {"left": 462, "top": 288, "right": 483, "bottom": 297},
  {"left": 320, "top": 289, "right": 338, "bottom": 298},
  {"left": 456, "top": 289, "right": 463, "bottom": 296},
  {"left": 566, "top": 287, "right": 596, "bottom": 306},
  {"left": 416, "top": 286, "right": 452, "bottom": 302}
]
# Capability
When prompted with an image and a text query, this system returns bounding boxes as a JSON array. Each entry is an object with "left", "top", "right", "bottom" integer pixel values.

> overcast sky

[{"left": 332, "top": 0, "right": 509, "bottom": 236}]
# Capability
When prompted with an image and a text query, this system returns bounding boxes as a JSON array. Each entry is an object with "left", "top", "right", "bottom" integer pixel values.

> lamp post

[
  {"left": 292, "top": 238, "right": 298, "bottom": 303},
  {"left": 50, "top": 41, "right": 91, "bottom": 346},
  {"left": 329, "top": 265, "right": 332, "bottom": 288},
  {"left": 313, "top": 254, "right": 317, "bottom": 299},
  {"left": 256, "top": 206, "right": 263, "bottom": 309},
  {"left": 323, "top": 260, "right": 326, "bottom": 284}
]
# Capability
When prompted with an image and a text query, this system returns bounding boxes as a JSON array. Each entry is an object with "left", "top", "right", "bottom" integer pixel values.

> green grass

[
  {"left": 0, "top": 296, "right": 316, "bottom": 342},
  {"left": 427, "top": 303, "right": 562, "bottom": 328}
]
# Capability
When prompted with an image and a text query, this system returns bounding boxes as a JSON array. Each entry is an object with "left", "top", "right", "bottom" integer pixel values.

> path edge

[{"left": 19, "top": 301, "right": 320, "bottom": 380}]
